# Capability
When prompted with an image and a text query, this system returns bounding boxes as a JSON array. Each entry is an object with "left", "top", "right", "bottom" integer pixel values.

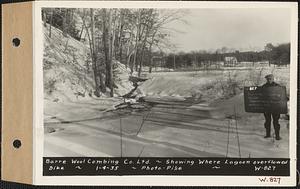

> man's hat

[{"left": 265, "top": 74, "right": 274, "bottom": 79}]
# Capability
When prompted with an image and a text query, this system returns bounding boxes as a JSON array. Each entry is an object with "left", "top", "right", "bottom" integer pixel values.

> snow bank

[
  {"left": 43, "top": 24, "right": 94, "bottom": 102},
  {"left": 113, "top": 60, "right": 134, "bottom": 96},
  {"left": 43, "top": 24, "right": 134, "bottom": 102}
]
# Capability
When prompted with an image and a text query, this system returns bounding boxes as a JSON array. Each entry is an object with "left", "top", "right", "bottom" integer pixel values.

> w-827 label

[{"left": 258, "top": 177, "right": 281, "bottom": 184}]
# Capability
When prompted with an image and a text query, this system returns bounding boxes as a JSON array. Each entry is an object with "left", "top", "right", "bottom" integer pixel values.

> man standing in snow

[{"left": 262, "top": 74, "right": 281, "bottom": 140}]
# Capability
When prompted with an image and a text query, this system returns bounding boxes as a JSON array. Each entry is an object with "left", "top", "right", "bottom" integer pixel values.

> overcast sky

[{"left": 167, "top": 8, "right": 291, "bottom": 52}]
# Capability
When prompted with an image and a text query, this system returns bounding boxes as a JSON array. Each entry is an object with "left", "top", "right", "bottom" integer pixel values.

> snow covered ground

[
  {"left": 139, "top": 66, "right": 290, "bottom": 103},
  {"left": 44, "top": 67, "right": 290, "bottom": 158}
]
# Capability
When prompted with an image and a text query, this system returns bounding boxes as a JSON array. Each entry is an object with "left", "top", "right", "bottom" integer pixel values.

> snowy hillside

[
  {"left": 43, "top": 24, "right": 94, "bottom": 102},
  {"left": 43, "top": 24, "right": 133, "bottom": 102}
]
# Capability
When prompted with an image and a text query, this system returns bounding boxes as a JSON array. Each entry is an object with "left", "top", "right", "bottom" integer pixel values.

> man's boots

[
  {"left": 275, "top": 129, "right": 281, "bottom": 140},
  {"left": 264, "top": 128, "right": 271, "bottom": 138}
]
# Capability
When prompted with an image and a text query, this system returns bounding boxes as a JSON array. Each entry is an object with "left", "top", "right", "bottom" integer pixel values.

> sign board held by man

[{"left": 244, "top": 86, "right": 288, "bottom": 114}]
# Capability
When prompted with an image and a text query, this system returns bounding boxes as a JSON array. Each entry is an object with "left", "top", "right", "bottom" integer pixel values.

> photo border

[{"left": 33, "top": 1, "right": 298, "bottom": 186}]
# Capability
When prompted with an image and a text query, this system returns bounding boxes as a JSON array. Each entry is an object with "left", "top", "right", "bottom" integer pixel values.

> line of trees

[
  {"left": 164, "top": 43, "right": 290, "bottom": 69},
  {"left": 42, "top": 8, "right": 185, "bottom": 97}
]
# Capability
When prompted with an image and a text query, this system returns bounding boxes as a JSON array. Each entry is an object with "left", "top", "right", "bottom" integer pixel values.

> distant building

[{"left": 224, "top": 56, "right": 238, "bottom": 67}]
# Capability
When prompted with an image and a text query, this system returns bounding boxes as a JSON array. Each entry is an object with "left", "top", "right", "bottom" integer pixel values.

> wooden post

[
  {"left": 120, "top": 115, "right": 123, "bottom": 157},
  {"left": 234, "top": 106, "right": 241, "bottom": 158}
]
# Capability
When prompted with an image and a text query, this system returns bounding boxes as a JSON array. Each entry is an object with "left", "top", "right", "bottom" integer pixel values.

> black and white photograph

[
  {"left": 35, "top": 2, "right": 297, "bottom": 183},
  {"left": 42, "top": 6, "right": 291, "bottom": 158}
]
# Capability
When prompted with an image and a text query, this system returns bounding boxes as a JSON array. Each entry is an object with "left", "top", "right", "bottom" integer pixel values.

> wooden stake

[
  {"left": 234, "top": 106, "right": 241, "bottom": 158},
  {"left": 226, "top": 119, "right": 230, "bottom": 157},
  {"left": 120, "top": 115, "right": 123, "bottom": 157}
]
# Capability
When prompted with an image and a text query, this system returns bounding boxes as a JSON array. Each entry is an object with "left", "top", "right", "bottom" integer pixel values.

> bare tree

[
  {"left": 118, "top": 9, "right": 125, "bottom": 62},
  {"left": 90, "top": 9, "right": 102, "bottom": 96},
  {"left": 45, "top": 7, "right": 187, "bottom": 97},
  {"left": 108, "top": 9, "right": 115, "bottom": 97},
  {"left": 49, "top": 9, "right": 53, "bottom": 38},
  {"left": 147, "top": 9, "right": 186, "bottom": 73},
  {"left": 102, "top": 9, "right": 114, "bottom": 97},
  {"left": 132, "top": 9, "right": 141, "bottom": 74}
]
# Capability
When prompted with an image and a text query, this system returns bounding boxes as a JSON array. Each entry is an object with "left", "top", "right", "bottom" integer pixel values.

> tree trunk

[
  {"left": 118, "top": 20, "right": 124, "bottom": 62},
  {"left": 132, "top": 11, "right": 141, "bottom": 74},
  {"left": 127, "top": 51, "right": 134, "bottom": 70},
  {"left": 90, "top": 8, "right": 102, "bottom": 96},
  {"left": 148, "top": 30, "right": 157, "bottom": 73},
  {"left": 138, "top": 19, "right": 153, "bottom": 76},
  {"left": 78, "top": 23, "right": 84, "bottom": 41},
  {"left": 125, "top": 35, "right": 133, "bottom": 69},
  {"left": 118, "top": 10, "right": 125, "bottom": 62},
  {"left": 138, "top": 30, "right": 150, "bottom": 76},
  {"left": 138, "top": 45, "right": 145, "bottom": 76},
  {"left": 133, "top": 47, "right": 139, "bottom": 73},
  {"left": 49, "top": 10, "right": 53, "bottom": 38},
  {"left": 62, "top": 10, "right": 67, "bottom": 36},
  {"left": 109, "top": 10, "right": 114, "bottom": 97},
  {"left": 102, "top": 9, "right": 109, "bottom": 86},
  {"left": 149, "top": 57, "right": 153, "bottom": 73},
  {"left": 43, "top": 10, "right": 47, "bottom": 27},
  {"left": 83, "top": 17, "right": 92, "bottom": 72},
  {"left": 103, "top": 9, "right": 114, "bottom": 97}
]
